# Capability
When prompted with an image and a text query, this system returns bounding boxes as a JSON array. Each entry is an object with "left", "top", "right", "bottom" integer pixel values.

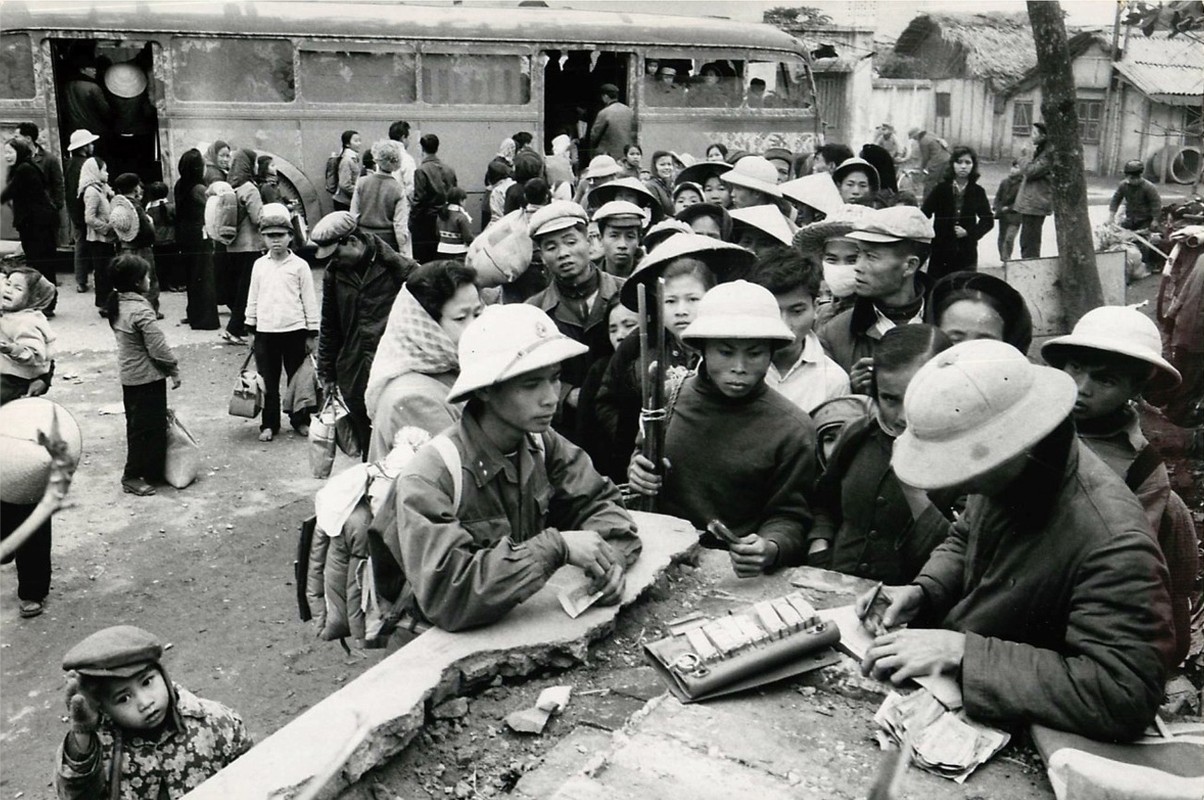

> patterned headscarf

[{"left": 364, "top": 286, "right": 461, "bottom": 418}]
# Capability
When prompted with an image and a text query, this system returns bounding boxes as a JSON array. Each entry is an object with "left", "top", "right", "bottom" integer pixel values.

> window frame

[
  {"left": 934, "top": 91, "right": 951, "bottom": 119},
  {"left": 1076, "top": 99, "right": 1103, "bottom": 144},
  {"left": 640, "top": 47, "right": 811, "bottom": 114},
  {"left": 0, "top": 32, "right": 37, "bottom": 101},
  {"left": 418, "top": 47, "right": 533, "bottom": 107},
  {"left": 1012, "top": 100, "right": 1034, "bottom": 137},
  {"left": 170, "top": 35, "right": 297, "bottom": 105},
  {"left": 297, "top": 45, "right": 417, "bottom": 106}
]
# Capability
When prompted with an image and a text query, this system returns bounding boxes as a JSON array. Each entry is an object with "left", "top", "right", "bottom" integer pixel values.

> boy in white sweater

[{"left": 246, "top": 203, "right": 319, "bottom": 441}]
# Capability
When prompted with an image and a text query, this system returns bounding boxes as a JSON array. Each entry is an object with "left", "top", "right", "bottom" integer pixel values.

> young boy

[
  {"left": 1041, "top": 305, "right": 1195, "bottom": 664},
  {"left": 56, "top": 625, "right": 253, "bottom": 799},
  {"left": 628, "top": 280, "right": 818, "bottom": 578},
  {"left": 245, "top": 203, "right": 320, "bottom": 441},
  {"left": 993, "top": 160, "right": 1022, "bottom": 263},
  {"left": 386, "top": 304, "right": 641, "bottom": 632},
  {"left": 749, "top": 248, "right": 849, "bottom": 414},
  {"left": 816, "top": 205, "right": 934, "bottom": 393},
  {"left": 592, "top": 200, "right": 645, "bottom": 278}
]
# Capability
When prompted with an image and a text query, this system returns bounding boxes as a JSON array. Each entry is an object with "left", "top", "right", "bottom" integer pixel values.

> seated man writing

[
  {"left": 388, "top": 303, "right": 641, "bottom": 632},
  {"left": 860, "top": 340, "right": 1174, "bottom": 741}
]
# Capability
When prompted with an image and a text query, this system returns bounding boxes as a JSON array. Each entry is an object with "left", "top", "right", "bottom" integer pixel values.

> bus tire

[{"left": 261, "top": 153, "right": 324, "bottom": 232}]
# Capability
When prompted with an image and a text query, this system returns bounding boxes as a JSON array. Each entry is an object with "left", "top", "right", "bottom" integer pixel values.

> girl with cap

[
  {"left": 627, "top": 280, "right": 818, "bottom": 578},
  {"left": 860, "top": 339, "right": 1173, "bottom": 742},
  {"left": 921, "top": 146, "right": 994, "bottom": 283},
  {"left": 672, "top": 182, "right": 704, "bottom": 214},
  {"left": 57, "top": 624, "right": 252, "bottom": 799},
  {"left": 1041, "top": 306, "right": 1193, "bottom": 664},
  {"left": 807, "top": 324, "right": 959, "bottom": 584},
  {"left": 244, "top": 203, "right": 319, "bottom": 442},
  {"left": 831, "top": 157, "right": 880, "bottom": 206},
  {"left": 106, "top": 254, "right": 180, "bottom": 497},
  {"left": 365, "top": 259, "right": 482, "bottom": 461},
  {"left": 386, "top": 303, "right": 641, "bottom": 632},
  {"left": 594, "top": 233, "right": 753, "bottom": 481},
  {"left": 928, "top": 270, "right": 1032, "bottom": 353}
]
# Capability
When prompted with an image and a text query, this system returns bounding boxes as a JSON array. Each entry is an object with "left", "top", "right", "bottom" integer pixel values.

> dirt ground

[{"left": 1, "top": 252, "right": 1201, "bottom": 799}]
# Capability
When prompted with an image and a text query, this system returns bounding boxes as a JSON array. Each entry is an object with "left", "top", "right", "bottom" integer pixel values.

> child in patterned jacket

[{"left": 56, "top": 625, "right": 253, "bottom": 800}]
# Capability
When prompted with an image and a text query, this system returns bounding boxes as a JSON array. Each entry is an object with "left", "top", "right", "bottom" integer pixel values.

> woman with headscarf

[
  {"left": 3, "top": 139, "right": 61, "bottom": 314},
  {"left": 220, "top": 148, "right": 264, "bottom": 344},
  {"left": 482, "top": 139, "right": 516, "bottom": 229},
  {"left": 174, "top": 148, "right": 219, "bottom": 329},
  {"left": 77, "top": 155, "right": 116, "bottom": 314},
  {"left": 364, "top": 260, "right": 483, "bottom": 461},
  {"left": 203, "top": 140, "right": 231, "bottom": 186}
]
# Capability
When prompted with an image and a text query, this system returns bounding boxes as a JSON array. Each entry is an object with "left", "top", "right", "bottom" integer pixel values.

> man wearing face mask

[
  {"left": 793, "top": 204, "right": 874, "bottom": 328},
  {"left": 812, "top": 206, "right": 934, "bottom": 394},
  {"left": 525, "top": 201, "right": 624, "bottom": 445},
  {"left": 312, "top": 211, "right": 417, "bottom": 457}
]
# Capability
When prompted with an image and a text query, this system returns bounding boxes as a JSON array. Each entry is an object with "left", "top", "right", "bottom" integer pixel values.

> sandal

[
  {"left": 121, "top": 478, "right": 157, "bottom": 496},
  {"left": 259, "top": 429, "right": 274, "bottom": 442},
  {"left": 220, "top": 331, "right": 247, "bottom": 346},
  {"left": 19, "top": 600, "right": 44, "bottom": 618}
]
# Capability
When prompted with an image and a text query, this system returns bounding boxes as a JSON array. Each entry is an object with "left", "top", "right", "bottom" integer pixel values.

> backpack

[{"left": 324, "top": 151, "right": 341, "bottom": 196}]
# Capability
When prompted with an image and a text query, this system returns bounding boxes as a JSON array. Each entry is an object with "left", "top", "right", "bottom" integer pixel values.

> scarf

[
  {"left": 364, "top": 286, "right": 461, "bottom": 418},
  {"left": 496, "top": 138, "right": 516, "bottom": 164},
  {"left": 204, "top": 140, "right": 229, "bottom": 173},
  {"left": 226, "top": 149, "right": 256, "bottom": 188},
  {"left": 6, "top": 268, "right": 56, "bottom": 312},
  {"left": 77, "top": 157, "right": 109, "bottom": 197}
]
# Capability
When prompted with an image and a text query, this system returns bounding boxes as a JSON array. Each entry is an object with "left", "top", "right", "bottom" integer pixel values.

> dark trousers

[
  {"left": 72, "top": 220, "right": 89, "bottom": 288},
  {"left": 182, "top": 234, "right": 220, "bottom": 330},
  {"left": 19, "top": 221, "right": 60, "bottom": 314},
  {"left": 409, "top": 213, "right": 439, "bottom": 264},
  {"left": 254, "top": 330, "right": 310, "bottom": 433},
  {"left": 997, "top": 221, "right": 1020, "bottom": 262},
  {"left": 88, "top": 240, "right": 116, "bottom": 309},
  {"left": 122, "top": 379, "right": 168, "bottom": 483},
  {"left": 1019, "top": 214, "right": 1045, "bottom": 259},
  {"left": 341, "top": 387, "right": 372, "bottom": 462},
  {"left": 225, "top": 251, "right": 257, "bottom": 337},
  {"left": 1, "top": 501, "right": 52, "bottom": 602}
]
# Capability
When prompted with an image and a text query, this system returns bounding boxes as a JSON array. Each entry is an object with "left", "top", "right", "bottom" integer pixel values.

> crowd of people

[{"left": 2, "top": 100, "right": 1202, "bottom": 799}]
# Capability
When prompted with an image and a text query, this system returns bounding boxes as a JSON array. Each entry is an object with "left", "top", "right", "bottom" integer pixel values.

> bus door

[
  {"left": 541, "top": 49, "right": 632, "bottom": 162},
  {"left": 50, "top": 38, "right": 163, "bottom": 184}
]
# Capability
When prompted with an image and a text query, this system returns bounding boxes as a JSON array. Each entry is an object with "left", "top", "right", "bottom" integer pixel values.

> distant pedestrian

[
  {"left": 17, "top": 123, "right": 65, "bottom": 233},
  {"left": 350, "top": 139, "right": 410, "bottom": 254},
  {"left": 436, "top": 187, "right": 475, "bottom": 259},
  {"left": 64, "top": 130, "right": 99, "bottom": 293},
  {"left": 174, "top": 148, "right": 219, "bottom": 330},
  {"left": 1015, "top": 122, "right": 1052, "bottom": 258},
  {"left": 221, "top": 149, "right": 266, "bottom": 344},
  {"left": 109, "top": 173, "right": 161, "bottom": 315},
  {"left": 1108, "top": 159, "right": 1163, "bottom": 269},
  {"left": 921, "top": 146, "right": 994, "bottom": 283},
  {"left": 107, "top": 254, "right": 179, "bottom": 496},
  {"left": 245, "top": 204, "right": 319, "bottom": 441},
  {"left": 992, "top": 160, "right": 1023, "bottom": 263},
  {"left": 331, "top": 130, "right": 361, "bottom": 212},
  {"left": 410, "top": 134, "right": 458, "bottom": 263},
  {"left": 907, "top": 128, "right": 950, "bottom": 202},
  {"left": 2, "top": 139, "right": 60, "bottom": 315},
  {"left": 145, "top": 181, "right": 179, "bottom": 291},
  {"left": 388, "top": 120, "right": 418, "bottom": 200},
  {"left": 589, "top": 84, "right": 635, "bottom": 161},
  {"left": 78, "top": 156, "right": 116, "bottom": 315}
]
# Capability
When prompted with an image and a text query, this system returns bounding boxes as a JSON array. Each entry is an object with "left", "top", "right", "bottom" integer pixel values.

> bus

[{"left": 1, "top": 0, "right": 820, "bottom": 235}]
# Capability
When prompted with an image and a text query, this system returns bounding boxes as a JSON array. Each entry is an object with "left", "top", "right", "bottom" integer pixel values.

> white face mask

[{"left": 823, "top": 262, "right": 858, "bottom": 298}]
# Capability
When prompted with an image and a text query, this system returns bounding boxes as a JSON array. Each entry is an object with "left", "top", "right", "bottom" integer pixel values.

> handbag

[
  {"left": 227, "top": 350, "right": 263, "bottom": 418},
  {"left": 308, "top": 394, "right": 340, "bottom": 478},
  {"left": 333, "top": 391, "right": 362, "bottom": 459},
  {"left": 164, "top": 409, "right": 200, "bottom": 489}
]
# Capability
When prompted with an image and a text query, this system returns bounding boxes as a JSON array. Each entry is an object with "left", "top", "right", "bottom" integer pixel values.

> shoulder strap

[
  {"left": 430, "top": 435, "right": 463, "bottom": 511},
  {"left": 1125, "top": 444, "right": 1164, "bottom": 491}
]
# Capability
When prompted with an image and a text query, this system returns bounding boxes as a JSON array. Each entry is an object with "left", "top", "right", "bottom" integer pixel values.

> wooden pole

[{"left": 1026, "top": 0, "right": 1105, "bottom": 324}]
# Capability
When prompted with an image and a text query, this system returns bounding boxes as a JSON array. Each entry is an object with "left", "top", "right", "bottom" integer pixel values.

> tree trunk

[{"left": 1027, "top": 0, "right": 1104, "bottom": 323}]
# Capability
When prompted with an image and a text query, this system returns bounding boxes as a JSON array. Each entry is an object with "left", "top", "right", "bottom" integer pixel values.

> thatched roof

[{"left": 894, "top": 12, "right": 1037, "bottom": 89}]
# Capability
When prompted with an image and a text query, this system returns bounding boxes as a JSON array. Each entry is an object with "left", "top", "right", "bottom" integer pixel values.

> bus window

[
  {"left": 745, "top": 59, "right": 811, "bottom": 109},
  {"left": 172, "top": 37, "right": 295, "bottom": 103},
  {"left": 300, "top": 50, "right": 416, "bottom": 104},
  {"left": 1, "top": 33, "right": 36, "bottom": 99},
  {"left": 422, "top": 53, "right": 530, "bottom": 105}
]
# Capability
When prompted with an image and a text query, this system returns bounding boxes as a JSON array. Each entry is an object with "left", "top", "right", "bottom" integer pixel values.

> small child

[
  {"left": 145, "top": 180, "right": 180, "bottom": 292},
  {"left": 56, "top": 625, "right": 252, "bottom": 799},
  {"left": 0, "top": 267, "right": 56, "bottom": 405},
  {"left": 628, "top": 280, "right": 818, "bottom": 578},
  {"left": 436, "top": 186, "right": 475, "bottom": 259},
  {"left": 108, "top": 254, "right": 180, "bottom": 496},
  {"left": 808, "top": 324, "right": 959, "bottom": 582},
  {"left": 749, "top": 248, "right": 850, "bottom": 414},
  {"left": 245, "top": 203, "right": 319, "bottom": 441},
  {"left": 993, "top": 160, "right": 1023, "bottom": 263},
  {"left": 1041, "top": 305, "right": 1196, "bottom": 664}
]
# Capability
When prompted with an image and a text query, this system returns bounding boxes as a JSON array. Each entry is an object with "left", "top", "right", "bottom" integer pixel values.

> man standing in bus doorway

[
  {"left": 410, "top": 133, "right": 459, "bottom": 264},
  {"left": 63, "top": 51, "right": 113, "bottom": 154},
  {"left": 388, "top": 120, "right": 418, "bottom": 202},
  {"left": 589, "top": 84, "right": 634, "bottom": 162}
]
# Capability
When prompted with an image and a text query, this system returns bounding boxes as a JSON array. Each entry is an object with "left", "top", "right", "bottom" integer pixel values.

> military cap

[{"left": 528, "top": 200, "right": 589, "bottom": 239}]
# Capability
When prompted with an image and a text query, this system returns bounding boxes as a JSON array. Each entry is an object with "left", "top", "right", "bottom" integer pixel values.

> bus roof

[{"left": 2, "top": 1, "right": 808, "bottom": 56}]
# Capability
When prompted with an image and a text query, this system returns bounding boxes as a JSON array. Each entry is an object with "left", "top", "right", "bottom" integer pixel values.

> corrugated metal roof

[{"left": 1115, "top": 33, "right": 1204, "bottom": 105}]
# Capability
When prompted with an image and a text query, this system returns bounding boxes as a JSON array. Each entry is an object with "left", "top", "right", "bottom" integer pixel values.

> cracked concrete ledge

[{"left": 183, "top": 511, "right": 699, "bottom": 800}]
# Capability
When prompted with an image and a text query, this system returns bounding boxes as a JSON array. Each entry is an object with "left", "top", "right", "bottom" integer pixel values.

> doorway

[
  {"left": 542, "top": 49, "right": 630, "bottom": 163},
  {"left": 51, "top": 38, "right": 162, "bottom": 184}
]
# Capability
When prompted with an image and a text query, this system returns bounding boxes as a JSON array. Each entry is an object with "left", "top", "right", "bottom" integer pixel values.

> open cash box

[{"left": 644, "top": 592, "right": 841, "bottom": 703}]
